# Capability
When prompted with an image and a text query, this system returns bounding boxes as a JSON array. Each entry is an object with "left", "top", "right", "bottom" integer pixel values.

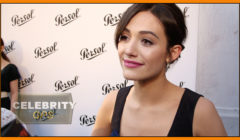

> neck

[{"left": 132, "top": 73, "right": 176, "bottom": 106}]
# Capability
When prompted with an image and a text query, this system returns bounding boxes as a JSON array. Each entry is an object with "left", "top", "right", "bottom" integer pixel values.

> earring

[{"left": 166, "top": 63, "right": 170, "bottom": 69}]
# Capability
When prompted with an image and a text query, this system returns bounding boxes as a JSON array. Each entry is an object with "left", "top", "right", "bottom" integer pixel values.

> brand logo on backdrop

[
  {"left": 80, "top": 43, "right": 106, "bottom": 60},
  {"left": 11, "top": 9, "right": 34, "bottom": 26},
  {"left": 4, "top": 41, "right": 15, "bottom": 54},
  {"left": 55, "top": 8, "right": 80, "bottom": 26},
  {"left": 102, "top": 80, "right": 128, "bottom": 95},
  {"left": 79, "top": 115, "right": 96, "bottom": 126},
  {"left": 34, "top": 42, "right": 58, "bottom": 59},
  {"left": 104, "top": 13, "right": 122, "bottom": 26},
  {"left": 55, "top": 76, "right": 79, "bottom": 92},
  {"left": 183, "top": 7, "right": 190, "bottom": 17},
  {"left": 179, "top": 81, "right": 185, "bottom": 88},
  {"left": 19, "top": 74, "right": 35, "bottom": 89}
]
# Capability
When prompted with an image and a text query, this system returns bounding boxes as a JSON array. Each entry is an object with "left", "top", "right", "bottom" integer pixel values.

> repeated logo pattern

[
  {"left": 55, "top": 76, "right": 79, "bottom": 92},
  {"left": 103, "top": 13, "right": 122, "bottom": 26},
  {"left": 4, "top": 41, "right": 15, "bottom": 55},
  {"left": 55, "top": 8, "right": 80, "bottom": 26},
  {"left": 80, "top": 43, "right": 106, "bottom": 60},
  {"left": 34, "top": 42, "right": 58, "bottom": 59},
  {"left": 102, "top": 80, "right": 128, "bottom": 95},
  {"left": 79, "top": 115, "right": 96, "bottom": 126},
  {"left": 19, "top": 74, "right": 35, "bottom": 89},
  {"left": 11, "top": 9, "right": 34, "bottom": 26}
]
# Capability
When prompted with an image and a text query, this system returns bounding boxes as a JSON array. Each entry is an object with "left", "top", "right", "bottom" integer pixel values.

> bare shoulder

[
  {"left": 99, "top": 90, "right": 119, "bottom": 115},
  {"left": 195, "top": 97, "right": 216, "bottom": 113},
  {"left": 193, "top": 97, "right": 227, "bottom": 136},
  {"left": 91, "top": 90, "right": 119, "bottom": 136},
  {"left": 103, "top": 90, "right": 119, "bottom": 107}
]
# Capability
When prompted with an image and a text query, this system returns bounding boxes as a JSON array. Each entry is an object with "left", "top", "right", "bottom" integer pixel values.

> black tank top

[
  {"left": 110, "top": 85, "right": 203, "bottom": 136},
  {"left": 1, "top": 64, "right": 21, "bottom": 92}
]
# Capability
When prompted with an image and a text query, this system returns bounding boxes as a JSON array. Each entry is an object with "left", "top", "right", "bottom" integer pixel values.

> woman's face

[{"left": 118, "top": 11, "right": 169, "bottom": 81}]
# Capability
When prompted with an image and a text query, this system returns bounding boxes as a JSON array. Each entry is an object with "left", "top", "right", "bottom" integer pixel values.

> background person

[{"left": 1, "top": 38, "right": 21, "bottom": 112}]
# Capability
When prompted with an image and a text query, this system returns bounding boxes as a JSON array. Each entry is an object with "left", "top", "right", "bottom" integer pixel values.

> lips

[{"left": 123, "top": 59, "right": 143, "bottom": 68}]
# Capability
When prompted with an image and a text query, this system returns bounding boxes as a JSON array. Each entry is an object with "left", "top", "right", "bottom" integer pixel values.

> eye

[
  {"left": 142, "top": 39, "right": 153, "bottom": 46},
  {"left": 118, "top": 35, "right": 128, "bottom": 42}
]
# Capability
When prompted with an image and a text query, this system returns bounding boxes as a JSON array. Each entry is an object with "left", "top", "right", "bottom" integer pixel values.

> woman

[
  {"left": 1, "top": 38, "right": 21, "bottom": 112},
  {"left": 92, "top": 4, "right": 227, "bottom": 136}
]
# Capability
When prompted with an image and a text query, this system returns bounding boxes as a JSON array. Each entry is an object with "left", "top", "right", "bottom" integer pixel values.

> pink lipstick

[{"left": 124, "top": 59, "right": 143, "bottom": 68}]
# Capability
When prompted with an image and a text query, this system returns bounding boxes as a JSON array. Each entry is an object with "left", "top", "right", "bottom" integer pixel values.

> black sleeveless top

[
  {"left": 110, "top": 85, "right": 203, "bottom": 136},
  {"left": 1, "top": 64, "right": 21, "bottom": 92}
]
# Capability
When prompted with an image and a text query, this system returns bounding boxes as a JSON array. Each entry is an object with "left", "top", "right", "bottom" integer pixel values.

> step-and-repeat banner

[{"left": 1, "top": 4, "right": 199, "bottom": 136}]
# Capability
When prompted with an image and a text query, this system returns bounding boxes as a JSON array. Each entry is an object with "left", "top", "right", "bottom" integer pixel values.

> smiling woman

[{"left": 91, "top": 3, "right": 227, "bottom": 137}]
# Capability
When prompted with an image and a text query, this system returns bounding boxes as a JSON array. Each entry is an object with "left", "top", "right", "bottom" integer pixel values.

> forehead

[{"left": 125, "top": 11, "right": 165, "bottom": 37}]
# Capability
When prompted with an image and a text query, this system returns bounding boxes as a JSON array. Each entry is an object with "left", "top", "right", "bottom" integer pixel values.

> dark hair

[
  {"left": 1, "top": 38, "right": 10, "bottom": 62},
  {"left": 115, "top": 3, "right": 187, "bottom": 64}
]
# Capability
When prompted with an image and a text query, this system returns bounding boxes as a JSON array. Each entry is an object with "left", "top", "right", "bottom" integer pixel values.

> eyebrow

[
  {"left": 139, "top": 31, "right": 160, "bottom": 40},
  {"left": 123, "top": 28, "right": 160, "bottom": 40}
]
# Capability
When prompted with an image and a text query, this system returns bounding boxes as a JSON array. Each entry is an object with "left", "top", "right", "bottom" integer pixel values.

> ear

[{"left": 168, "top": 45, "right": 182, "bottom": 63}]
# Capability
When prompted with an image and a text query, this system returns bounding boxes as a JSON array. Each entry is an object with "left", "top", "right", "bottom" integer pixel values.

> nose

[{"left": 124, "top": 39, "right": 138, "bottom": 57}]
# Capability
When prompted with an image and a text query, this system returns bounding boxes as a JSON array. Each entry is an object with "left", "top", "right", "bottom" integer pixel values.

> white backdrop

[
  {"left": 1, "top": 4, "right": 199, "bottom": 136},
  {"left": 196, "top": 4, "right": 239, "bottom": 136}
]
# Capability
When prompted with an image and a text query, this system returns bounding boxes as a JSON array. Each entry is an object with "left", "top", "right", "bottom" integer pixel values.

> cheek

[
  {"left": 142, "top": 50, "right": 167, "bottom": 67},
  {"left": 117, "top": 45, "right": 124, "bottom": 58}
]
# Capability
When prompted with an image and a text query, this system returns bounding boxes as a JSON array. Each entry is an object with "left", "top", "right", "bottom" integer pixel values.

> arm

[
  {"left": 9, "top": 79, "right": 19, "bottom": 112},
  {"left": 193, "top": 97, "right": 227, "bottom": 136},
  {"left": 91, "top": 90, "right": 118, "bottom": 136}
]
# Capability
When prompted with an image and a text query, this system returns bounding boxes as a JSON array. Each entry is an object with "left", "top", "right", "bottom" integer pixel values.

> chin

[{"left": 122, "top": 72, "right": 145, "bottom": 81}]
